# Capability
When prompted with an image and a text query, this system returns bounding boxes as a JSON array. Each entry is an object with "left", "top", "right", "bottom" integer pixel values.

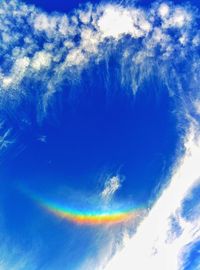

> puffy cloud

[
  {"left": 161, "top": 10, "right": 189, "bottom": 30},
  {"left": 31, "top": 51, "right": 52, "bottom": 70},
  {"left": 158, "top": 3, "right": 170, "bottom": 18},
  {"left": 97, "top": 5, "right": 151, "bottom": 39}
]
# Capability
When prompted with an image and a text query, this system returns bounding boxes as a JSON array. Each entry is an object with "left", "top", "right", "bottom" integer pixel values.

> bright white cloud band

[{"left": 0, "top": 0, "right": 199, "bottom": 116}]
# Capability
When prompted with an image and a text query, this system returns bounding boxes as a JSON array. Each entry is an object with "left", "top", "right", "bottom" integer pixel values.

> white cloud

[
  {"left": 0, "top": 129, "right": 15, "bottom": 151},
  {"left": 0, "top": 0, "right": 197, "bottom": 109},
  {"left": 192, "top": 34, "right": 200, "bottom": 47},
  {"left": 65, "top": 48, "right": 86, "bottom": 67},
  {"left": 97, "top": 5, "right": 150, "bottom": 39},
  {"left": 162, "top": 7, "right": 192, "bottom": 29},
  {"left": 31, "top": 51, "right": 52, "bottom": 70},
  {"left": 158, "top": 3, "right": 170, "bottom": 18},
  {"left": 77, "top": 4, "right": 92, "bottom": 24},
  {"left": 101, "top": 176, "right": 122, "bottom": 202},
  {"left": 1, "top": 56, "right": 30, "bottom": 89},
  {"left": 33, "top": 13, "right": 59, "bottom": 36},
  {"left": 102, "top": 125, "right": 200, "bottom": 270}
]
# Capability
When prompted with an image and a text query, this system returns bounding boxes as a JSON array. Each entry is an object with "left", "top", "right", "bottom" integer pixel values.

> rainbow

[{"left": 33, "top": 195, "right": 142, "bottom": 226}]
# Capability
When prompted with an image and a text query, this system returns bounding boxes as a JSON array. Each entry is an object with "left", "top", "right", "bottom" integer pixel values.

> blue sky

[{"left": 0, "top": 0, "right": 200, "bottom": 269}]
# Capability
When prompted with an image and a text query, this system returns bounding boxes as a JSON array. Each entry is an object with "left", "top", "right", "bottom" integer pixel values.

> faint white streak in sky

[
  {"left": 0, "top": 128, "right": 14, "bottom": 151},
  {"left": 102, "top": 124, "right": 200, "bottom": 270}
]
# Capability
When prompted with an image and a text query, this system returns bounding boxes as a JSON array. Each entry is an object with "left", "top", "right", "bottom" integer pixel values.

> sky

[{"left": 0, "top": 0, "right": 200, "bottom": 269}]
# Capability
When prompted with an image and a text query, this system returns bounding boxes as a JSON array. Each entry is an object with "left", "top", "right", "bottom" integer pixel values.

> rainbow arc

[{"left": 34, "top": 195, "right": 142, "bottom": 226}]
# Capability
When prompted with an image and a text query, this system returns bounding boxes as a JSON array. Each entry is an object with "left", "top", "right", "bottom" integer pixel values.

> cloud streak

[{"left": 0, "top": 125, "right": 15, "bottom": 151}]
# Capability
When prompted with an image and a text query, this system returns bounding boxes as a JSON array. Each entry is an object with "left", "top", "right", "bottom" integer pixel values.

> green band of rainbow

[{"left": 33, "top": 195, "right": 142, "bottom": 225}]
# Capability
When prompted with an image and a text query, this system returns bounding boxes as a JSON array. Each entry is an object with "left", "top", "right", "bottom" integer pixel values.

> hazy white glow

[{"left": 103, "top": 126, "right": 200, "bottom": 270}]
